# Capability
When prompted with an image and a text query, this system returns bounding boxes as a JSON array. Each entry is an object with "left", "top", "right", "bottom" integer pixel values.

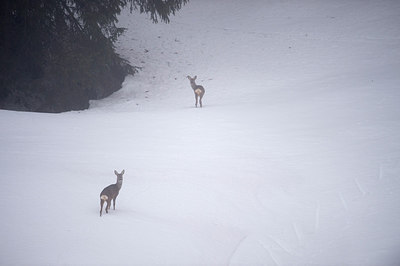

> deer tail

[{"left": 100, "top": 195, "right": 108, "bottom": 201}]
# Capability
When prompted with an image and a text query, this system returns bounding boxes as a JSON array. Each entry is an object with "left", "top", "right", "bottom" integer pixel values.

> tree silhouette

[{"left": 0, "top": 0, "right": 188, "bottom": 112}]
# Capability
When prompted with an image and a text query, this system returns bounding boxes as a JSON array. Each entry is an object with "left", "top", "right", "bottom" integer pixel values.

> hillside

[{"left": 1, "top": 0, "right": 400, "bottom": 265}]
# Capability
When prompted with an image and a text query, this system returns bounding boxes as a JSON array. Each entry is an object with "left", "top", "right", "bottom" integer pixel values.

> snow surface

[{"left": 1, "top": 0, "right": 400, "bottom": 265}]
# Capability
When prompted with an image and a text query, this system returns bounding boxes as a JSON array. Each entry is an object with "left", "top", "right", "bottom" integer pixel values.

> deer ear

[
  {"left": 114, "top": 170, "right": 118, "bottom": 175},
  {"left": 194, "top": 75, "right": 197, "bottom": 80},
  {"left": 121, "top": 170, "right": 125, "bottom": 175}
]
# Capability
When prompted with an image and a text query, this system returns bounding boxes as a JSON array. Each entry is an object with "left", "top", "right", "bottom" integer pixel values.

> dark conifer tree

[{"left": 0, "top": 0, "right": 188, "bottom": 112}]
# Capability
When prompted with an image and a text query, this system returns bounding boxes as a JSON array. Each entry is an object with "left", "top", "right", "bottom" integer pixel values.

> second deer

[
  {"left": 187, "top": 75, "right": 205, "bottom": 108},
  {"left": 100, "top": 170, "right": 124, "bottom": 217}
]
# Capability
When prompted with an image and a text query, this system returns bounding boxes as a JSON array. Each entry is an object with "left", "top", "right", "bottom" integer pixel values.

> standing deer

[
  {"left": 100, "top": 170, "right": 124, "bottom": 217},
  {"left": 187, "top": 75, "right": 205, "bottom": 108}
]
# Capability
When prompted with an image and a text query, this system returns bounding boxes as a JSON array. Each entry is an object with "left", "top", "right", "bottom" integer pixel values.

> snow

[{"left": 1, "top": 0, "right": 400, "bottom": 265}]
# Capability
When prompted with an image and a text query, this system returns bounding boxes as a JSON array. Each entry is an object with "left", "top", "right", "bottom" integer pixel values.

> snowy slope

[{"left": 1, "top": 0, "right": 400, "bottom": 265}]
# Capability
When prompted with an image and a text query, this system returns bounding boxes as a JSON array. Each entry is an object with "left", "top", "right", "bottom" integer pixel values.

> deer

[
  {"left": 187, "top": 75, "right": 205, "bottom": 108},
  {"left": 100, "top": 170, "right": 124, "bottom": 217}
]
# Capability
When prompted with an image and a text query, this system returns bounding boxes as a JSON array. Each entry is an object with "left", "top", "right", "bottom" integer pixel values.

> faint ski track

[
  {"left": 354, "top": 178, "right": 367, "bottom": 196},
  {"left": 292, "top": 222, "right": 302, "bottom": 245},
  {"left": 258, "top": 240, "right": 279, "bottom": 266},
  {"left": 339, "top": 192, "right": 348, "bottom": 211},
  {"left": 227, "top": 235, "right": 247, "bottom": 266}
]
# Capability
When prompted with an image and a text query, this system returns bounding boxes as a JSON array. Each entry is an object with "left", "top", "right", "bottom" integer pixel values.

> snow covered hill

[{"left": 1, "top": 0, "right": 400, "bottom": 265}]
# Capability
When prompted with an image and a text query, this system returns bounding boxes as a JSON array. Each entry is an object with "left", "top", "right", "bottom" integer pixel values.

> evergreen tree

[{"left": 0, "top": 0, "right": 188, "bottom": 112}]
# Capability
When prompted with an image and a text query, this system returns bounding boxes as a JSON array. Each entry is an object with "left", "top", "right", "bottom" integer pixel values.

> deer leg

[
  {"left": 113, "top": 196, "right": 117, "bottom": 210},
  {"left": 100, "top": 199, "right": 105, "bottom": 216},
  {"left": 195, "top": 94, "right": 198, "bottom": 107},
  {"left": 199, "top": 95, "right": 203, "bottom": 108},
  {"left": 106, "top": 200, "right": 111, "bottom": 213}
]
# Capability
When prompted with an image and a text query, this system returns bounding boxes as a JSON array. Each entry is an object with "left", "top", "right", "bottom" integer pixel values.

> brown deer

[
  {"left": 100, "top": 170, "right": 124, "bottom": 217},
  {"left": 187, "top": 75, "right": 205, "bottom": 108}
]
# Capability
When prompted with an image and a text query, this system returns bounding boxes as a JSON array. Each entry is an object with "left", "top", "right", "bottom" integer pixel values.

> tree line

[{"left": 0, "top": 0, "right": 188, "bottom": 112}]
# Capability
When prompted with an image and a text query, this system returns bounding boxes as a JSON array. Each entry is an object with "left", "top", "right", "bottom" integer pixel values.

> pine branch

[{"left": 60, "top": 0, "right": 84, "bottom": 33}]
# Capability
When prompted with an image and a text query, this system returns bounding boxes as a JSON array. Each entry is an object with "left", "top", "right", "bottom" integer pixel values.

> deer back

[{"left": 100, "top": 184, "right": 120, "bottom": 199}]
